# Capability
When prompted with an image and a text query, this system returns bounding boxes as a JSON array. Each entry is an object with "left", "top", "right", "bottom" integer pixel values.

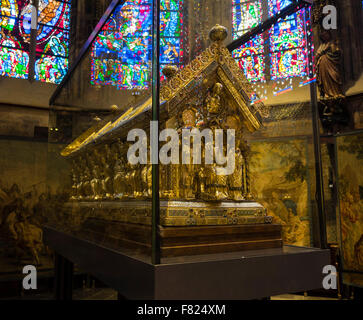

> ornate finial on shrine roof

[
  {"left": 162, "top": 65, "right": 178, "bottom": 80},
  {"left": 209, "top": 24, "right": 228, "bottom": 43}
]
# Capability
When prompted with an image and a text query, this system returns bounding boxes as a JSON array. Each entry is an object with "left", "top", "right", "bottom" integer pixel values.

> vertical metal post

[
  {"left": 28, "top": 0, "right": 39, "bottom": 81},
  {"left": 307, "top": 8, "right": 328, "bottom": 249},
  {"left": 151, "top": 0, "right": 161, "bottom": 265},
  {"left": 310, "top": 81, "right": 328, "bottom": 249},
  {"left": 54, "top": 253, "right": 74, "bottom": 300}
]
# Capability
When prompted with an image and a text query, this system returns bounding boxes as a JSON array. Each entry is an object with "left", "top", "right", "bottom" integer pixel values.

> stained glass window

[
  {"left": 91, "top": 0, "right": 184, "bottom": 90},
  {"left": 0, "top": 1, "right": 30, "bottom": 79},
  {"left": 268, "top": 0, "right": 291, "bottom": 16},
  {"left": 232, "top": 0, "right": 264, "bottom": 82},
  {"left": 35, "top": 0, "right": 71, "bottom": 84},
  {"left": 0, "top": 0, "right": 71, "bottom": 83},
  {"left": 232, "top": 0, "right": 310, "bottom": 82},
  {"left": 268, "top": 0, "right": 308, "bottom": 80},
  {"left": 91, "top": 2, "right": 152, "bottom": 90}
]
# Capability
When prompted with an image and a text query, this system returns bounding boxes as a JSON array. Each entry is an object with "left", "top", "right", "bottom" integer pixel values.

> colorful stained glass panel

[
  {"left": 36, "top": 30, "right": 69, "bottom": 56},
  {"left": 38, "top": 1, "right": 71, "bottom": 29},
  {"left": 161, "top": 10, "right": 181, "bottom": 37},
  {"left": 0, "top": 0, "right": 71, "bottom": 83},
  {"left": 269, "top": 5, "right": 308, "bottom": 79},
  {"left": 0, "top": 1, "right": 30, "bottom": 54},
  {"left": 121, "top": 36, "right": 152, "bottom": 64},
  {"left": 90, "top": 1, "right": 153, "bottom": 89},
  {"left": 236, "top": 54, "right": 265, "bottom": 82},
  {"left": 161, "top": 0, "right": 179, "bottom": 11},
  {"left": 35, "top": 1, "right": 71, "bottom": 83},
  {"left": 0, "top": 46, "right": 29, "bottom": 79},
  {"left": 91, "top": 0, "right": 183, "bottom": 90},
  {"left": 269, "top": 12, "right": 306, "bottom": 52},
  {"left": 35, "top": 53, "right": 68, "bottom": 83},
  {"left": 118, "top": 63, "right": 150, "bottom": 89},
  {"left": 0, "top": 14, "right": 16, "bottom": 33},
  {"left": 268, "top": 0, "right": 292, "bottom": 16},
  {"left": 0, "top": 16, "right": 30, "bottom": 50},
  {"left": 232, "top": 0, "right": 262, "bottom": 33},
  {"left": 119, "top": 3, "right": 152, "bottom": 37},
  {"left": 91, "top": 58, "right": 120, "bottom": 86},
  {"left": 231, "top": 0, "right": 310, "bottom": 81},
  {"left": 160, "top": 37, "right": 181, "bottom": 64},
  {"left": 233, "top": 34, "right": 264, "bottom": 57},
  {"left": 232, "top": 0, "right": 264, "bottom": 82},
  {"left": 270, "top": 47, "right": 308, "bottom": 79},
  {"left": 0, "top": 0, "right": 30, "bottom": 17},
  {"left": 0, "top": 0, "right": 19, "bottom": 16}
]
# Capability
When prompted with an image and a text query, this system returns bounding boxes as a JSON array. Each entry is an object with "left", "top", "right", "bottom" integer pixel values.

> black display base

[{"left": 44, "top": 226, "right": 330, "bottom": 300}]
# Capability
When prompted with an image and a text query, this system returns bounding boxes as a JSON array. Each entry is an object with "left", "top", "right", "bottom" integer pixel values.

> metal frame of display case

[
  {"left": 151, "top": 0, "right": 161, "bottom": 265},
  {"left": 46, "top": 0, "right": 331, "bottom": 299}
]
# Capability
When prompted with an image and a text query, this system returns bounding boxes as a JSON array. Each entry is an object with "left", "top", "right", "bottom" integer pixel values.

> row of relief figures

[{"left": 70, "top": 140, "right": 252, "bottom": 202}]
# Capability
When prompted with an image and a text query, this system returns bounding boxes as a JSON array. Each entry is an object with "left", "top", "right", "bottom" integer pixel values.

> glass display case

[{"left": 45, "top": 0, "right": 332, "bottom": 299}]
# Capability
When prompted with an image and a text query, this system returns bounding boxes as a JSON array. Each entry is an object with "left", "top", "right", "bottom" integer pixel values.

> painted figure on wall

[
  {"left": 0, "top": 180, "right": 69, "bottom": 270},
  {"left": 338, "top": 134, "right": 363, "bottom": 277},
  {"left": 1, "top": 183, "right": 42, "bottom": 266},
  {"left": 249, "top": 139, "right": 311, "bottom": 246}
]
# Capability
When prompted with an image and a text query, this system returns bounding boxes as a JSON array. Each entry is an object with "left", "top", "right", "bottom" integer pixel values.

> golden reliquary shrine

[{"left": 60, "top": 25, "right": 282, "bottom": 258}]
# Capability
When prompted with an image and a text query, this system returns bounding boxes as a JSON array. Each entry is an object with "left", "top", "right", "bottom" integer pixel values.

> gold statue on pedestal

[
  {"left": 141, "top": 164, "right": 152, "bottom": 198},
  {"left": 129, "top": 164, "right": 138, "bottom": 199},
  {"left": 82, "top": 166, "right": 92, "bottom": 200},
  {"left": 113, "top": 156, "right": 126, "bottom": 199},
  {"left": 70, "top": 160, "right": 80, "bottom": 200},
  {"left": 228, "top": 148, "right": 245, "bottom": 201},
  {"left": 101, "top": 145, "right": 113, "bottom": 199},
  {"left": 90, "top": 164, "right": 102, "bottom": 200}
]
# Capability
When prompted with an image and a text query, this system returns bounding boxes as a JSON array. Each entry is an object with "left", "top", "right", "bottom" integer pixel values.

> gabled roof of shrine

[{"left": 61, "top": 25, "right": 265, "bottom": 157}]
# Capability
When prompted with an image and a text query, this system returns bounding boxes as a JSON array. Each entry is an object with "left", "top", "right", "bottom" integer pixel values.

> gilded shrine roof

[{"left": 61, "top": 25, "right": 266, "bottom": 157}]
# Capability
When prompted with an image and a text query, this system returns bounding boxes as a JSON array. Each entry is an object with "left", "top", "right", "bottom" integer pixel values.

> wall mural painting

[
  {"left": 0, "top": 140, "right": 69, "bottom": 273},
  {"left": 249, "top": 139, "right": 311, "bottom": 246},
  {"left": 337, "top": 133, "right": 363, "bottom": 286}
]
